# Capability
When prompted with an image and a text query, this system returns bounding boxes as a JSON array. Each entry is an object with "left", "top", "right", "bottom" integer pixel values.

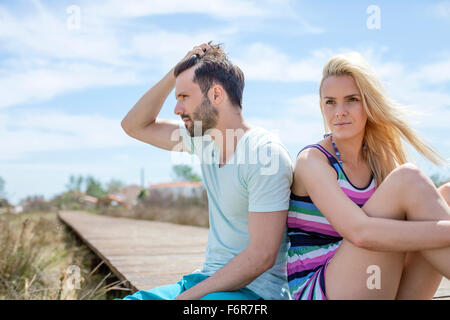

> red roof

[
  {"left": 105, "top": 194, "right": 125, "bottom": 202},
  {"left": 81, "top": 195, "right": 98, "bottom": 203}
]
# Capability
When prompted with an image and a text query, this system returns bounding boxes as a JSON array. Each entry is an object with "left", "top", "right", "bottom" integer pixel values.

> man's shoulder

[
  {"left": 244, "top": 126, "right": 288, "bottom": 152},
  {"left": 239, "top": 126, "right": 293, "bottom": 178}
]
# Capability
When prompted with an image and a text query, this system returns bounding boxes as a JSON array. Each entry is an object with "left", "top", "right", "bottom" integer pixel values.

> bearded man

[{"left": 120, "top": 43, "right": 292, "bottom": 300}]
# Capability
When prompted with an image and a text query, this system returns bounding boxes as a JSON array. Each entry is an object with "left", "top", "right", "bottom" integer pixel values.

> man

[{"left": 120, "top": 43, "right": 293, "bottom": 300}]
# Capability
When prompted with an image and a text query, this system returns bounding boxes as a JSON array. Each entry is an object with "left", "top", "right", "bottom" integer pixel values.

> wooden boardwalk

[
  {"left": 58, "top": 210, "right": 450, "bottom": 299},
  {"left": 58, "top": 210, "right": 208, "bottom": 292}
]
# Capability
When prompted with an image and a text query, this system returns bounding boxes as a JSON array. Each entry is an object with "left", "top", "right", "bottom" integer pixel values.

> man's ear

[{"left": 209, "top": 85, "right": 225, "bottom": 105}]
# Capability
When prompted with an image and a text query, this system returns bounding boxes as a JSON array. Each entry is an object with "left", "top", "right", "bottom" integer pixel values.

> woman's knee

[
  {"left": 389, "top": 163, "right": 434, "bottom": 191},
  {"left": 391, "top": 163, "right": 421, "bottom": 181},
  {"left": 438, "top": 182, "right": 450, "bottom": 205}
]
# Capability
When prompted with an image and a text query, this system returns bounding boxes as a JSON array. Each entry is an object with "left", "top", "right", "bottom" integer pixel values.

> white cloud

[
  {"left": 414, "top": 57, "right": 450, "bottom": 84},
  {"left": 0, "top": 4, "right": 125, "bottom": 65},
  {"left": 249, "top": 116, "right": 324, "bottom": 149},
  {"left": 0, "top": 109, "right": 138, "bottom": 160},
  {"left": 130, "top": 30, "right": 221, "bottom": 69},
  {"left": 0, "top": 0, "right": 327, "bottom": 109},
  {"left": 0, "top": 62, "right": 138, "bottom": 109},
  {"left": 235, "top": 43, "right": 325, "bottom": 82},
  {"left": 85, "top": 0, "right": 269, "bottom": 20},
  {"left": 285, "top": 94, "right": 322, "bottom": 119},
  {"left": 431, "top": 1, "right": 450, "bottom": 19}
]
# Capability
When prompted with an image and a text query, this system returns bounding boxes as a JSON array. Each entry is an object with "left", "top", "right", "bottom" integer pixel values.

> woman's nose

[{"left": 335, "top": 102, "right": 347, "bottom": 117}]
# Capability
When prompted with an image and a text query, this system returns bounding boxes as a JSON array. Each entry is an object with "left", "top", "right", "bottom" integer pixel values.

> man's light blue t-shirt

[{"left": 178, "top": 123, "right": 293, "bottom": 300}]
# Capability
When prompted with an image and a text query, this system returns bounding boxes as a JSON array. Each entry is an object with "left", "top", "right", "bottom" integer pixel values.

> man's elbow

[
  {"left": 254, "top": 250, "right": 278, "bottom": 274},
  {"left": 121, "top": 119, "right": 133, "bottom": 136}
]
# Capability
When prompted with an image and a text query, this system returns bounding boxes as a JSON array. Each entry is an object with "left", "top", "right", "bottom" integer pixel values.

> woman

[{"left": 287, "top": 52, "right": 450, "bottom": 300}]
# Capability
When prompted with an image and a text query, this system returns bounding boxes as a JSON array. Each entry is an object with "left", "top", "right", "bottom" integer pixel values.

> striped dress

[{"left": 287, "top": 144, "right": 376, "bottom": 300}]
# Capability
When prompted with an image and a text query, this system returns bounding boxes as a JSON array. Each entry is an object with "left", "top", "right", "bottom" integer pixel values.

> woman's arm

[{"left": 296, "top": 148, "right": 450, "bottom": 252}]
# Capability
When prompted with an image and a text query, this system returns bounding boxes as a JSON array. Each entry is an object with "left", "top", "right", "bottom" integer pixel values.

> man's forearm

[
  {"left": 121, "top": 68, "right": 176, "bottom": 132},
  {"left": 175, "top": 248, "right": 273, "bottom": 300}
]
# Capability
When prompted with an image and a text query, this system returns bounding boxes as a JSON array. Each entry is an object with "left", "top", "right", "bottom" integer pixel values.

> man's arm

[
  {"left": 121, "top": 69, "right": 184, "bottom": 151},
  {"left": 121, "top": 44, "right": 209, "bottom": 151},
  {"left": 175, "top": 210, "right": 287, "bottom": 300}
]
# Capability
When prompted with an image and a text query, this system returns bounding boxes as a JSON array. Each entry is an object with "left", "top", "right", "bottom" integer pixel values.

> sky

[{"left": 0, "top": 0, "right": 449, "bottom": 205}]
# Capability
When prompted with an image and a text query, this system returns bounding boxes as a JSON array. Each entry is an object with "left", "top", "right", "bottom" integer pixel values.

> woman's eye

[
  {"left": 325, "top": 100, "right": 335, "bottom": 105},
  {"left": 349, "top": 97, "right": 358, "bottom": 102}
]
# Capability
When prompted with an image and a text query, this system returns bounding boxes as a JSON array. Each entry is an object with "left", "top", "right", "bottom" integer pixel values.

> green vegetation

[
  {"left": 430, "top": 173, "right": 450, "bottom": 188},
  {"left": 0, "top": 176, "right": 5, "bottom": 198},
  {"left": 0, "top": 212, "right": 130, "bottom": 300},
  {"left": 172, "top": 165, "right": 202, "bottom": 182}
]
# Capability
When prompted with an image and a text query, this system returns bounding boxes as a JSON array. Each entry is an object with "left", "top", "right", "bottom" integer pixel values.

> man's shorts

[{"left": 116, "top": 273, "right": 262, "bottom": 300}]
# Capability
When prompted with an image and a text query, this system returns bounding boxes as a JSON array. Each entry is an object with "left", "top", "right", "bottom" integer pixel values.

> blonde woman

[{"left": 287, "top": 52, "right": 450, "bottom": 300}]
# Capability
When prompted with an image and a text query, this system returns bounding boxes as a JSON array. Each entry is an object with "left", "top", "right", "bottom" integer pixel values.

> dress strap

[
  {"left": 297, "top": 144, "right": 334, "bottom": 160},
  {"left": 296, "top": 144, "right": 339, "bottom": 177}
]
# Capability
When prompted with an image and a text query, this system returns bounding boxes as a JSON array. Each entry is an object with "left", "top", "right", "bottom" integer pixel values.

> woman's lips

[{"left": 334, "top": 122, "right": 351, "bottom": 126}]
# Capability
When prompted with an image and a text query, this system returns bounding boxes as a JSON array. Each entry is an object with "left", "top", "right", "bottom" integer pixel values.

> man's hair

[{"left": 174, "top": 42, "right": 245, "bottom": 109}]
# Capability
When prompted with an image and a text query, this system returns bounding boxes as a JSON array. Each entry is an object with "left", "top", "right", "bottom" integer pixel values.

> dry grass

[
  {"left": 0, "top": 212, "right": 131, "bottom": 300},
  {"left": 98, "top": 191, "right": 209, "bottom": 228},
  {"left": 101, "top": 205, "right": 209, "bottom": 228}
]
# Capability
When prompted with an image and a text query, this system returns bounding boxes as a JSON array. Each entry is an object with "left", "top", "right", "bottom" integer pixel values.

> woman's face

[{"left": 320, "top": 75, "right": 368, "bottom": 140}]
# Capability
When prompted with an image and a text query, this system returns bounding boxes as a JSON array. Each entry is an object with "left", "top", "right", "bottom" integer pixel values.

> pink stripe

[
  {"left": 314, "top": 144, "right": 333, "bottom": 157},
  {"left": 307, "top": 271, "right": 319, "bottom": 300},
  {"left": 288, "top": 218, "right": 341, "bottom": 237},
  {"left": 341, "top": 186, "right": 375, "bottom": 199},
  {"left": 347, "top": 195, "right": 367, "bottom": 205},
  {"left": 287, "top": 249, "right": 338, "bottom": 273}
]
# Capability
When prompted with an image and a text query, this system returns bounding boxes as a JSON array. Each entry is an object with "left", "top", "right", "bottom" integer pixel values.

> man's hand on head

[{"left": 179, "top": 43, "right": 211, "bottom": 65}]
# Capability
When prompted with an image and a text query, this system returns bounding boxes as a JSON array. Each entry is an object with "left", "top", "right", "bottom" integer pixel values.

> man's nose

[{"left": 174, "top": 102, "right": 184, "bottom": 116}]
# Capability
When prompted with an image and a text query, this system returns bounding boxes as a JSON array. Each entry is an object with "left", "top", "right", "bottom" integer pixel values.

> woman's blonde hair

[{"left": 319, "top": 52, "right": 446, "bottom": 186}]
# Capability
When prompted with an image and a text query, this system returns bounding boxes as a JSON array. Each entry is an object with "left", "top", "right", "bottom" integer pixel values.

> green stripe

[
  {"left": 288, "top": 242, "right": 339, "bottom": 257},
  {"left": 288, "top": 205, "right": 324, "bottom": 217},
  {"left": 337, "top": 169, "right": 346, "bottom": 181}
]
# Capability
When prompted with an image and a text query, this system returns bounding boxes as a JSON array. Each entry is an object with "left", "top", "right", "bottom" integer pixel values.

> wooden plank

[{"left": 58, "top": 210, "right": 208, "bottom": 292}]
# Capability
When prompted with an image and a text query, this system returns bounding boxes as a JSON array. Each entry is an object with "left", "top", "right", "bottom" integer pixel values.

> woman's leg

[
  {"left": 395, "top": 252, "right": 442, "bottom": 299},
  {"left": 325, "top": 164, "right": 450, "bottom": 299},
  {"left": 395, "top": 183, "right": 450, "bottom": 299}
]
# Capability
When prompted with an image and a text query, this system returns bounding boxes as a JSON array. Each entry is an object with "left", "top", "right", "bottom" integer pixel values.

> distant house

[
  {"left": 80, "top": 194, "right": 98, "bottom": 210},
  {"left": 149, "top": 181, "right": 203, "bottom": 199},
  {"left": 118, "top": 185, "right": 142, "bottom": 207},
  {"left": 98, "top": 194, "right": 130, "bottom": 210}
]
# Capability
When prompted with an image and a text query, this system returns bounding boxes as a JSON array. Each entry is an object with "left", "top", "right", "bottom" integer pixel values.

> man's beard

[{"left": 183, "top": 96, "right": 219, "bottom": 137}]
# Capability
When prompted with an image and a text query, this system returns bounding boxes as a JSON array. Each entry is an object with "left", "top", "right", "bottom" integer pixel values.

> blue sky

[{"left": 1, "top": 0, "right": 449, "bottom": 205}]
